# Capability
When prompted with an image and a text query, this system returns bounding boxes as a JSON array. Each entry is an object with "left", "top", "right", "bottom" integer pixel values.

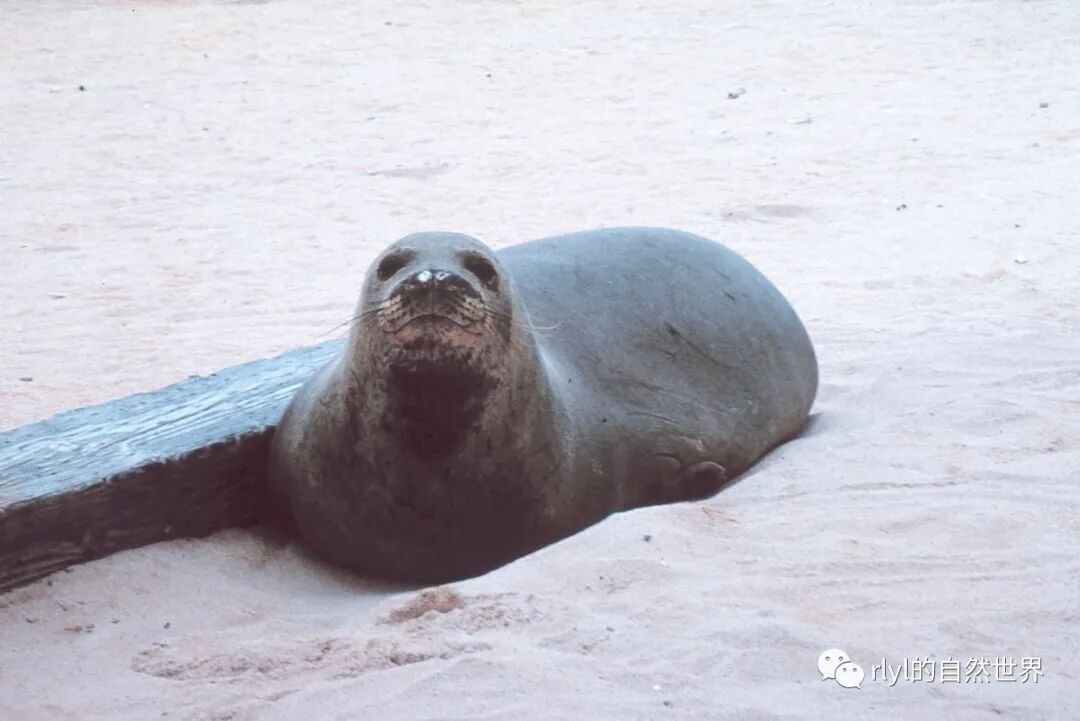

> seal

[{"left": 269, "top": 227, "right": 817, "bottom": 583}]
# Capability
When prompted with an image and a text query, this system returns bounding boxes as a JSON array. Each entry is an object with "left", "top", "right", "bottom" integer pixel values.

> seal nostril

[
  {"left": 434, "top": 271, "right": 451, "bottom": 282},
  {"left": 416, "top": 270, "right": 433, "bottom": 284}
]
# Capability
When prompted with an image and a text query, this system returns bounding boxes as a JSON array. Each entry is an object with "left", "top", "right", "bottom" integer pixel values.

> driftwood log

[{"left": 0, "top": 340, "right": 342, "bottom": 593}]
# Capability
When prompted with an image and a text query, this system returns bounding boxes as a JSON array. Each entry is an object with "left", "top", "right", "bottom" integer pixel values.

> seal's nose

[
  {"left": 395, "top": 269, "right": 480, "bottom": 304},
  {"left": 406, "top": 269, "right": 460, "bottom": 289}
]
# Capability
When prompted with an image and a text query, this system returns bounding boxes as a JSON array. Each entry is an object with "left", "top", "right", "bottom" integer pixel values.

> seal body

[{"left": 269, "top": 227, "right": 817, "bottom": 583}]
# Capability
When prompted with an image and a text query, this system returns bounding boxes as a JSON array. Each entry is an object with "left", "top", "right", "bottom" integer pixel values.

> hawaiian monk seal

[{"left": 269, "top": 227, "right": 817, "bottom": 583}]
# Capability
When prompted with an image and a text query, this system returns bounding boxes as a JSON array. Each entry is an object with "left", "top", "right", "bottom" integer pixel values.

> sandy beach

[{"left": 2, "top": 0, "right": 1079, "bottom": 718}]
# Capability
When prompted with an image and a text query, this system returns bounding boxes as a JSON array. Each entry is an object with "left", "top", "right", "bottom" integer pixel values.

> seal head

[{"left": 354, "top": 232, "right": 518, "bottom": 457}]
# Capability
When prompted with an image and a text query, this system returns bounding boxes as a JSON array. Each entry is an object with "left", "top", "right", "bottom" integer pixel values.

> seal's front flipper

[
  {"left": 638, "top": 452, "right": 729, "bottom": 506},
  {"left": 682, "top": 460, "right": 728, "bottom": 499}
]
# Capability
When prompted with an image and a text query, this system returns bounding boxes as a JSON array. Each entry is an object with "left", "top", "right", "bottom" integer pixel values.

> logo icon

[
  {"left": 835, "top": 660, "right": 865, "bottom": 689},
  {"left": 818, "top": 648, "right": 864, "bottom": 689}
]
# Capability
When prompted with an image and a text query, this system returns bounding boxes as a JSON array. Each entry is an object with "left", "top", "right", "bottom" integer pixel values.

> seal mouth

[
  {"left": 382, "top": 306, "right": 494, "bottom": 374},
  {"left": 375, "top": 268, "right": 489, "bottom": 337},
  {"left": 394, "top": 312, "right": 484, "bottom": 334}
]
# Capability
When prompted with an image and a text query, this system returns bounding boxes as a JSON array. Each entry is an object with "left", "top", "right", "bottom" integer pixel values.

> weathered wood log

[{"left": 0, "top": 340, "right": 342, "bottom": 594}]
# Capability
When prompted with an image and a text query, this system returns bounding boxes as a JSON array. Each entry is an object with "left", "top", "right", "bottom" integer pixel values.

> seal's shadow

[
  {"left": 799, "top": 411, "right": 834, "bottom": 438},
  {"left": 246, "top": 524, "right": 420, "bottom": 594}
]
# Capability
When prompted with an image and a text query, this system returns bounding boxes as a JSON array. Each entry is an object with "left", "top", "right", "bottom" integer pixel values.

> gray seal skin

[{"left": 269, "top": 227, "right": 817, "bottom": 583}]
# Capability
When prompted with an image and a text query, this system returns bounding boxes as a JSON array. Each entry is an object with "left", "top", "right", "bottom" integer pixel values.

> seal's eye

[
  {"left": 376, "top": 252, "right": 410, "bottom": 281},
  {"left": 463, "top": 254, "right": 499, "bottom": 289}
]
